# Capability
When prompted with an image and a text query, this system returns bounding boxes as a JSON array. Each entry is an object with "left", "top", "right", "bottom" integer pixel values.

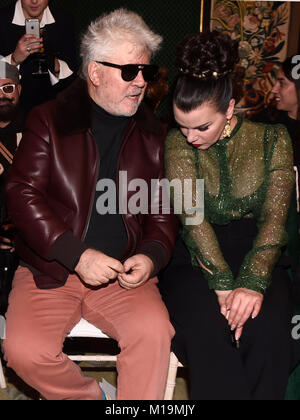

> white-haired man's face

[{"left": 88, "top": 41, "right": 150, "bottom": 117}]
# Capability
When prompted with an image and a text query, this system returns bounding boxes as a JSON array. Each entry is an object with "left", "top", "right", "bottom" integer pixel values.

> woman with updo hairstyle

[{"left": 159, "top": 31, "right": 299, "bottom": 400}]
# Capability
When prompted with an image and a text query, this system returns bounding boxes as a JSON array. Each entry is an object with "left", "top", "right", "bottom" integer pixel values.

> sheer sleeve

[
  {"left": 165, "top": 129, "right": 234, "bottom": 290},
  {"left": 235, "top": 125, "right": 295, "bottom": 294}
]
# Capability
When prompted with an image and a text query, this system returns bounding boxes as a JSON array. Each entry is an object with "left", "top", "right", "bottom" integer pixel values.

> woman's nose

[
  {"left": 186, "top": 130, "right": 198, "bottom": 143},
  {"left": 271, "top": 81, "right": 280, "bottom": 94}
]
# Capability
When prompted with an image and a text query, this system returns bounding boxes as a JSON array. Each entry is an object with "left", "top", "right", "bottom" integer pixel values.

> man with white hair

[{"left": 4, "top": 9, "right": 178, "bottom": 400}]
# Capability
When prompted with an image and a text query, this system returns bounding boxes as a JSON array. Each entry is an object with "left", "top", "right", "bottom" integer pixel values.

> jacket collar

[{"left": 54, "top": 77, "right": 164, "bottom": 137}]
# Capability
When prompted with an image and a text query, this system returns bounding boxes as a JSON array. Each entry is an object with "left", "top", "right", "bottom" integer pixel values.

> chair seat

[
  {"left": 68, "top": 318, "right": 109, "bottom": 339},
  {"left": 1, "top": 316, "right": 182, "bottom": 398}
]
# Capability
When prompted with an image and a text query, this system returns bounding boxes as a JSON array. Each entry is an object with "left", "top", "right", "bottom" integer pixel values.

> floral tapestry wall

[{"left": 210, "top": 1, "right": 291, "bottom": 117}]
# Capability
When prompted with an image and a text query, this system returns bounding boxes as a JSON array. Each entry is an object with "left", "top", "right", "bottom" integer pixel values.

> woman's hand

[
  {"left": 11, "top": 34, "right": 43, "bottom": 65},
  {"left": 225, "top": 288, "right": 263, "bottom": 340},
  {"left": 215, "top": 288, "right": 263, "bottom": 341},
  {"left": 215, "top": 290, "right": 232, "bottom": 318}
]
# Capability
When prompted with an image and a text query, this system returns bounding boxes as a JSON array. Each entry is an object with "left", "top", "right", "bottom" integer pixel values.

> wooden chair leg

[
  {"left": 164, "top": 352, "right": 179, "bottom": 400},
  {"left": 0, "top": 358, "right": 6, "bottom": 389}
]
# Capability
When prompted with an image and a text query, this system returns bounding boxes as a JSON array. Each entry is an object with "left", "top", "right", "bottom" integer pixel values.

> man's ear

[
  {"left": 17, "top": 84, "right": 22, "bottom": 96},
  {"left": 88, "top": 61, "right": 101, "bottom": 87},
  {"left": 226, "top": 98, "right": 236, "bottom": 120}
]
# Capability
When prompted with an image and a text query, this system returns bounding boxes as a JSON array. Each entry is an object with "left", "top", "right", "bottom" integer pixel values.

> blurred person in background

[
  {"left": 0, "top": 62, "right": 23, "bottom": 315},
  {"left": 0, "top": 0, "right": 77, "bottom": 113}
]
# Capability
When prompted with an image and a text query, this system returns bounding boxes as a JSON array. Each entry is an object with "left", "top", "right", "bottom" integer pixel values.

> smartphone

[{"left": 25, "top": 18, "right": 40, "bottom": 38}]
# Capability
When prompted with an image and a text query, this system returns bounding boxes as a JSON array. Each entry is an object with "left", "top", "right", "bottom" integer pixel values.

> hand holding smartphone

[{"left": 11, "top": 19, "right": 43, "bottom": 66}]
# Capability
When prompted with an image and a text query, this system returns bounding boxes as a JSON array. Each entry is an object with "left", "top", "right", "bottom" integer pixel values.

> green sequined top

[{"left": 164, "top": 117, "right": 295, "bottom": 294}]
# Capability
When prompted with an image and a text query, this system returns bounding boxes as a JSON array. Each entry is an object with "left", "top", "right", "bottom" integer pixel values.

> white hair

[{"left": 80, "top": 8, "right": 163, "bottom": 78}]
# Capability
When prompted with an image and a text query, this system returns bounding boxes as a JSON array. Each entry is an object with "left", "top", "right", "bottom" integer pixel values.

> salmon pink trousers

[{"left": 3, "top": 267, "right": 174, "bottom": 400}]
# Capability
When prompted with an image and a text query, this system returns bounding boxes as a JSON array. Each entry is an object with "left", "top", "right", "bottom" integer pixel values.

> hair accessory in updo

[{"left": 178, "top": 67, "right": 232, "bottom": 80}]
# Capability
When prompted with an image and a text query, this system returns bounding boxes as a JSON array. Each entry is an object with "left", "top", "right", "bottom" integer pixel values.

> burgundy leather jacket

[{"left": 6, "top": 79, "right": 178, "bottom": 289}]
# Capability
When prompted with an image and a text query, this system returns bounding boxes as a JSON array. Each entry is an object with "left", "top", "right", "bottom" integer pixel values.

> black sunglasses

[{"left": 97, "top": 61, "right": 159, "bottom": 82}]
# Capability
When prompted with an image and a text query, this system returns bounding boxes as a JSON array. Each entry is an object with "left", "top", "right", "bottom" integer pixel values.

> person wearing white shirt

[{"left": 0, "top": 0, "right": 77, "bottom": 112}]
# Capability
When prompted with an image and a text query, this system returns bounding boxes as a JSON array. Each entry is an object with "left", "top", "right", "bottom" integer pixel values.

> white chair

[
  {"left": 0, "top": 316, "right": 183, "bottom": 398},
  {"left": 0, "top": 315, "right": 6, "bottom": 389},
  {"left": 164, "top": 351, "right": 183, "bottom": 400},
  {"left": 67, "top": 318, "right": 183, "bottom": 400}
]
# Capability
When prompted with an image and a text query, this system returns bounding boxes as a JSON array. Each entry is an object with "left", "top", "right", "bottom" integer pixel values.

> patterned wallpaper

[{"left": 210, "top": 0, "right": 291, "bottom": 117}]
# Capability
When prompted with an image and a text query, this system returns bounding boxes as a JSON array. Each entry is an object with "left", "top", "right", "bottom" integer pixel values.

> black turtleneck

[{"left": 84, "top": 100, "right": 130, "bottom": 259}]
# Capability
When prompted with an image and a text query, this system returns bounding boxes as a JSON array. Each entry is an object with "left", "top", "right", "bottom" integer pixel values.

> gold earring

[{"left": 222, "top": 118, "right": 232, "bottom": 139}]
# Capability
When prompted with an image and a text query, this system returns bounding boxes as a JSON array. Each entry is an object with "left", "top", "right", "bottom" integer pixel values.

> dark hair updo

[{"left": 174, "top": 30, "right": 239, "bottom": 114}]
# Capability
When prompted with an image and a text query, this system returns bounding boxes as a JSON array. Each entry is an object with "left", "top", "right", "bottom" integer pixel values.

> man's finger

[
  {"left": 123, "top": 256, "right": 138, "bottom": 273},
  {"left": 105, "top": 268, "right": 119, "bottom": 280},
  {"left": 0, "top": 244, "right": 13, "bottom": 250},
  {"left": 119, "top": 270, "right": 141, "bottom": 284},
  {"left": 118, "top": 275, "right": 138, "bottom": 290},
  {"left": 107, "top": 258, "right": 124, "bottom": 274},
  {"left": 0, "top": 237, "right": 11, "bottom": 244}
]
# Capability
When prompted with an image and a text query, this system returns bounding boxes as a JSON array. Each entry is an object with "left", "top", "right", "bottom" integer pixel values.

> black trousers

[
  {"left": 159, "top": 220, "right": 299, "bottom": 400},
  {"left": 0, "top": 249, "right": 18, "bottom": 316}
]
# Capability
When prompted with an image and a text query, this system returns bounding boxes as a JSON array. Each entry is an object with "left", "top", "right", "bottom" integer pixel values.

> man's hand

[
  {"left": 0, "top": 164, "right": 4, "bottom": 176},
  {"left": 75, "top": 249, "right": 124, "bottom": 287},
  {"left": 12, "top": 34, "right": 43, "bottom": 65},
  {"left": 0, "top": 236, "right": 14, "bottom": 252},
  {"left": 54, "top": 58, "right": 60, "bottom": 76},
  {"left": 0, "top": 224, "right": 15, "bottom": 252},
  {"left": 118, "top": 254, "right": 154, "bottom": 290}
]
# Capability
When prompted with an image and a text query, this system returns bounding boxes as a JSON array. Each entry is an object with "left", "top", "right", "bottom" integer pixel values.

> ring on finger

[{"left": 26, "top": 47, "right": 31, "bottom": 53}]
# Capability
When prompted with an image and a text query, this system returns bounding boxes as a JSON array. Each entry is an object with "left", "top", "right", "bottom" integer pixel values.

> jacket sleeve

[
  {"left": 6, "top": 106, "right": 73, "bottom": 262},
  {"left": 235, "top": 125, "right": 295, "bottom": 294}
]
